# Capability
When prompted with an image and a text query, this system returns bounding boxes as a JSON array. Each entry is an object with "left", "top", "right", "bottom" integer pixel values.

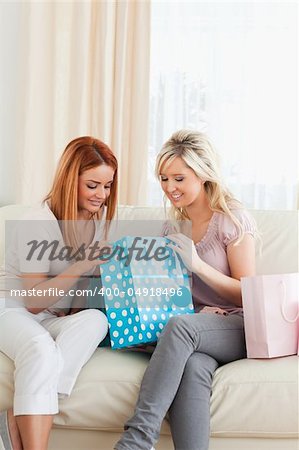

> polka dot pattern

[{"left": 101, "top": 236, "right": 194, "bottom": 349}]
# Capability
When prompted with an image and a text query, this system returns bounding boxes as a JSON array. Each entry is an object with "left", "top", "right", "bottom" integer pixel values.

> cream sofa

[{"left": 0, "top": 205, "right": 298, "bottom": 450}]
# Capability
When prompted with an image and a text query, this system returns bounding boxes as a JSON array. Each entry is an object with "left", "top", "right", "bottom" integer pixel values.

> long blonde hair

[
  {"left": 155, "top": 129, "right": 245, "bottom": 242},
  {"left": 45, "top": 136, "right": 118, "bottom": 249}
]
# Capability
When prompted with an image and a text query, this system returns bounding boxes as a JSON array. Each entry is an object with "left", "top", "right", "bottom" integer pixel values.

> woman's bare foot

[{"left": 7, "top": 409, "right": 22, "bottom": 450}]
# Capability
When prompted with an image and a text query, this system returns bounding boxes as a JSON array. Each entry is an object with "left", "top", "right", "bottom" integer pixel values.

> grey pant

[{"left": 115, "top": 312, "right": 246, "bottom": 450}]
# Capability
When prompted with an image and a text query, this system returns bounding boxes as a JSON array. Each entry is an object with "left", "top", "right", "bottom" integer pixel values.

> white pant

[{"left": 0, "top": 308, "right": 108, "bottom": 415}]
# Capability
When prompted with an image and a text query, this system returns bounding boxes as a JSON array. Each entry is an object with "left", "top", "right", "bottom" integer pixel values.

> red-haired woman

[{"left": 0, "top": 137, "right": 118, "bottom": 450}]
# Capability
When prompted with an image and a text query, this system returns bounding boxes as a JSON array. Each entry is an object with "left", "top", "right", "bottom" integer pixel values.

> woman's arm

[
  {"left": 168, "top": 233, "right": 255, "bottom": 307},
  {"left": 195, "top": 234, "right": 255, "bottom": 306},
  {"left": 21, "top": 258, "right": 104, "bottom": 314},
  {"left": 69, "top": 277, "right": 91, "bottom": 314}
]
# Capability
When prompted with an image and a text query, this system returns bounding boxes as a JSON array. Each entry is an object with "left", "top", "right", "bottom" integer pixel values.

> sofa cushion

[
  {"left": 210, "top": 356, "right": 298, "bottom": 437},
  {"left": 0, "top": 348, "right": 297, "bottom": 438}
]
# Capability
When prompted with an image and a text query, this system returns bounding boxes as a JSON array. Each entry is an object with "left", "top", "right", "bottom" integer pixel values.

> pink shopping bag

[{"left": 241, "top": 273, "right": 299, "bottom": 358}]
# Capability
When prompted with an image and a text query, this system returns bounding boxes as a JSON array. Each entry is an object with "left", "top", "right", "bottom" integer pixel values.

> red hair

[
  {"left": 45, "top": 136, "right": 118, "bottom": 222},
  {"left": 45, "top": 137, "right": 118, "bottom": 248}
]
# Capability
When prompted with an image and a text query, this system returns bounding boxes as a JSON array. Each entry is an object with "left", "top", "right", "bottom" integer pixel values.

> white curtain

[
  {"left": 0, "top": 0, "right": 150, "bottom": 206},
  {"left": 148, "top": 1, "right": 298, "bottom": 210}
]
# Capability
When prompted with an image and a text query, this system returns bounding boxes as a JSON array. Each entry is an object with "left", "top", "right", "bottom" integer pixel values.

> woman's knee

[
  {"left": 77, "top": 309, "right": 108, "bottom": 339},
  {"left": 81, "top": 308, "right": 108, "bottom": 326},
  {"left": 183, "top": 353, "right": 218, "bottom": 385}
]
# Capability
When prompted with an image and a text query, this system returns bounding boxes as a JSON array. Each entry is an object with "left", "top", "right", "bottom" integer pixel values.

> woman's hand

[
  {"left": 45, "top": 309, "right": 68, "bottom": 317},
  {"left": 167, "top": 233, "right": 203, "bottom": 274},
  {"left": 73, "top": 241, "right": 112, "bottom": 276},
  {"left": 69, "top": 308, "right": 83, "bottom": 315},
  {"left": 201, "top": 306, "right": 228, "bottom": 316}
]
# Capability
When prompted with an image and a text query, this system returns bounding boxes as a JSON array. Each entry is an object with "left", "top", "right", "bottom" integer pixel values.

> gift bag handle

[
  {"left": 165, "top": 239, "right": 182, "bottom": 278},
  {"left": 280, "top": 280, "right": 299, "bottom": 323}
]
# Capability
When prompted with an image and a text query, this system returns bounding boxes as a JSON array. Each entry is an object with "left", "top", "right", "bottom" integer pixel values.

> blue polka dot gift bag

[{"left": 97, "top": 236, "right": 194, "bottom": 349}]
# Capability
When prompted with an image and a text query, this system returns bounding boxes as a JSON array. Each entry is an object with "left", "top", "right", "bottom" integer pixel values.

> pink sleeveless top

[{"left": 164, "top": 209, "right": 256, "bottom": 315}]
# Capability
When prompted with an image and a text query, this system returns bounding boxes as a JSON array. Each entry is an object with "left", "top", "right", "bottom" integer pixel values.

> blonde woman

[
  {"left": 115, "top": 130, "right": 256, "bottom": 450},
  {"left": 0, "top": 137, "right": 118, "bottom": 450}
]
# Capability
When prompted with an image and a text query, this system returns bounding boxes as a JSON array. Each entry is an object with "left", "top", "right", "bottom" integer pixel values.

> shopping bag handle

[
  {"left": 280, "top": 280, "right": 299, "bottom": 323},
  {"left": 165, "top": 238, "right": 182, "bottom": 278}
]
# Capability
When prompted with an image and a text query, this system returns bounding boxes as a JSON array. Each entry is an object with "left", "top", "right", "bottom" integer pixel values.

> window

[{"left": 148, "top": 1, "right": 297, "bottom": 209}]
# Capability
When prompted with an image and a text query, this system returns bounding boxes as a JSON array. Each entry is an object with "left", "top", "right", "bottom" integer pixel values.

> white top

[{"left": 1, "top": 202, "right": 106, "bottom": 319}]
